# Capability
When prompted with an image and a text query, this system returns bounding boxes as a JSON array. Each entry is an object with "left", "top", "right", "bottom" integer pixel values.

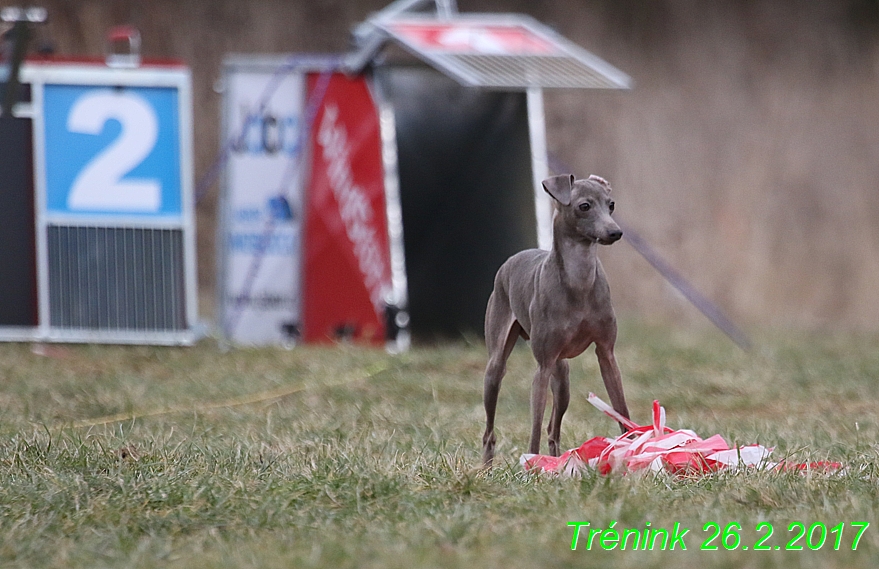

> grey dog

[{"left": 481, "top": 174, "right": 630, "bottom": 467}]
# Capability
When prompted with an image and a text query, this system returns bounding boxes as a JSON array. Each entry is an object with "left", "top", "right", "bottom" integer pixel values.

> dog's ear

[
  {"left": 587, "top": 174, "right": 611, "bottom": 192},
  {"left": 542, "top": 174, "right": 575, "bottom": 206}
]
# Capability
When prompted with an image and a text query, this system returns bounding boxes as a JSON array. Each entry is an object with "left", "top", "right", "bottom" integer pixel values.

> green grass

[{"left": 1, "top": 322, "right": 879, "bottom": 568}]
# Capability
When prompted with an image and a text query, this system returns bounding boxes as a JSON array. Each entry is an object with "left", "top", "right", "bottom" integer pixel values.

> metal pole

[
  {"left": 436, "top": 0, "right": 458, "bottom": 19},
  {"left": 527, "top": 87, "right": 553, "bottom": 250}
]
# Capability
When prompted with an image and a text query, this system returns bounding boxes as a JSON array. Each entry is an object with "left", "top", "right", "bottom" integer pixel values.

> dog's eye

[
  {"left": 608, "top": 201, "right": 615, "bottom": 213},
  {"left": 578, "top": 202, "right": 591, "bottom": 212}
]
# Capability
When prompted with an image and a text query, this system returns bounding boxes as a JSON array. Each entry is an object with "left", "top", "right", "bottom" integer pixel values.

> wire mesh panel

[
  {"left": 47, "top": 225, "right": 186, "bottom": 331},
  {"left": 447, "top": 54, "right": 627, "bottom": 89}
]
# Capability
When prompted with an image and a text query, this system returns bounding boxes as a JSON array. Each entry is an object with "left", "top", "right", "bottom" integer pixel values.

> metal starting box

[{"left": 0, "top": 25, "right": 198, "bottom": 345}]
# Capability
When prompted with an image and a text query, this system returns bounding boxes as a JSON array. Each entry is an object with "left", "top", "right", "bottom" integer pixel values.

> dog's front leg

[
  {"left": 595, "top": 342, "right": 630, "bottom": 433},
  {"left": 529, "top": 362, "right": 554, "bottom": 454},
  {"left": 547, "top": 359, "right": 570, "bottom": 457}
]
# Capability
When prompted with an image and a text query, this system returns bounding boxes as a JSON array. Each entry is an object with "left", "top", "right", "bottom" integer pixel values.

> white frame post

[{"left": 527, "top": 86, "right": 552, "bottom": 250}]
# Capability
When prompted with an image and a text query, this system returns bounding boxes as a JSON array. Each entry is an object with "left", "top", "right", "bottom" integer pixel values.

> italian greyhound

[{"left": 481, "top": 174, "right": 630, "bottom": 467}]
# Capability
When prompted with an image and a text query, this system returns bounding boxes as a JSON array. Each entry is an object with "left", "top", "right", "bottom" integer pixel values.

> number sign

[{"left": 43, "top": 84, "right": 182, "bottom": 217}]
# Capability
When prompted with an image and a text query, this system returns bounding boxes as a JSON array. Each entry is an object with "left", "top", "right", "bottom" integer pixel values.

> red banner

[{"left": 302, "top": 73, "right": 391, "bottom": 344}]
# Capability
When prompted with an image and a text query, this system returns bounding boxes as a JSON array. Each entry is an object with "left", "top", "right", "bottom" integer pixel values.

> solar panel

[{"left": 374, "top": 15, "right": 632, "bottom": 90}]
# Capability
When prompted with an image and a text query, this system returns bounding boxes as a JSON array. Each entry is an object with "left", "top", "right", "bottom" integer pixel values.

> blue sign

[{"left": 43, "top": 84, "right": 182, "bottom": 217}]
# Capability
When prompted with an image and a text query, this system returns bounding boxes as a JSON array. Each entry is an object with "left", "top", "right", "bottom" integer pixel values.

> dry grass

[{"left": 1, "top": 323, "right": 878, "bottom": 567}]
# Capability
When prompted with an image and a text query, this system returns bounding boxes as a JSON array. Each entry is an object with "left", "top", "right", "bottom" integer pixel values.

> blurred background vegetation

[{"left": 10, "top": 0, "right": 879, "bottom": 333}]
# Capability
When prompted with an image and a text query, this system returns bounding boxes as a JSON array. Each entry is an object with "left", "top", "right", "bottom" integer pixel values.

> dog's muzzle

[{"left": 600, "top": 229, "right": 623, "bottom": 245}]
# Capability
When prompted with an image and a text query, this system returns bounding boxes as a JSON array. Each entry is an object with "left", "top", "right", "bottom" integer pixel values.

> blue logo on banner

[
  {"left": 44, "top": 84, "right": 182, "bottom": 217},
  {"left": 268, "top": 195, "right": 294, "bottom": 221}
]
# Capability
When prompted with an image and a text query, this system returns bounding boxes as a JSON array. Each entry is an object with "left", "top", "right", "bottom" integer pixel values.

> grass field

[{"left": 1, "top": 322, "right": 878, "bottom": 568}]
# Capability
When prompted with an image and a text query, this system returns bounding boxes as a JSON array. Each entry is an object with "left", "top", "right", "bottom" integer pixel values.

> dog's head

[{"left": 542, "top": 174, "right": 623, "bottom": 245}]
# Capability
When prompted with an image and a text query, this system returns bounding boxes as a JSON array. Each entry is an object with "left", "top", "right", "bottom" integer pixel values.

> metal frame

[
  {"left": 376, "top": 101, "right": 410, "bottom": 352},
  {"left": 0, "top": 60, "right": 198, "bottom": 345},
  {"left": 357, "top": 12, "right": 632, "bottom": 90},
  {"left": 346, "top": 0, "right": 458, "bottom": 74}
]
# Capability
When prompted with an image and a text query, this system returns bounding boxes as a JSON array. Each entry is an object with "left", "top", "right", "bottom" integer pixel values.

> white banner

[{"left": 220, "top": 67, "right": 304, "bottom": 344}]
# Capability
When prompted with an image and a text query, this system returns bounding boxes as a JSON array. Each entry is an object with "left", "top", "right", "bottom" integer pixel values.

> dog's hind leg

[
  {"left": 546, "top": 359, "right": 570, "bottom": 457},
  {"left": 482, "top": 294, "right": 523, "bottom": 467}
]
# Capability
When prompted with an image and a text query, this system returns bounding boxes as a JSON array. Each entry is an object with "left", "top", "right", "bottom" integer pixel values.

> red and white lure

[{"left": 520, "top": 394, "right": 840, "bottom": 477}]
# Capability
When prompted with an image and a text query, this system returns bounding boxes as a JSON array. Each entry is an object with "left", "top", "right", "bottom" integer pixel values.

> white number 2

[{"left": 66, "top": 90, "right": 161, "bottom": 212}]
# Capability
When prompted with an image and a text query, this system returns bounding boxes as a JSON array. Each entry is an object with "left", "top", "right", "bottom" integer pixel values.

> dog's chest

[
  {"left": 533, "top": 305, "right": 602, "bottom": 357},
  {"left": 560, "top": 318, "right": 601, "bottom": 357}
]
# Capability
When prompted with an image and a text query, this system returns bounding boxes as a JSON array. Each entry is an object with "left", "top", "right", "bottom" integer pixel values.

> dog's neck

[{"left": 550, "top": 229, "right": 599, "bottom": 291}]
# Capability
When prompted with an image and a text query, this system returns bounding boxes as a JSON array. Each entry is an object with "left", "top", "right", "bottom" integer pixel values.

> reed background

[{"left": 10, "top": 0, "right": 879, "bottom": 332}]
